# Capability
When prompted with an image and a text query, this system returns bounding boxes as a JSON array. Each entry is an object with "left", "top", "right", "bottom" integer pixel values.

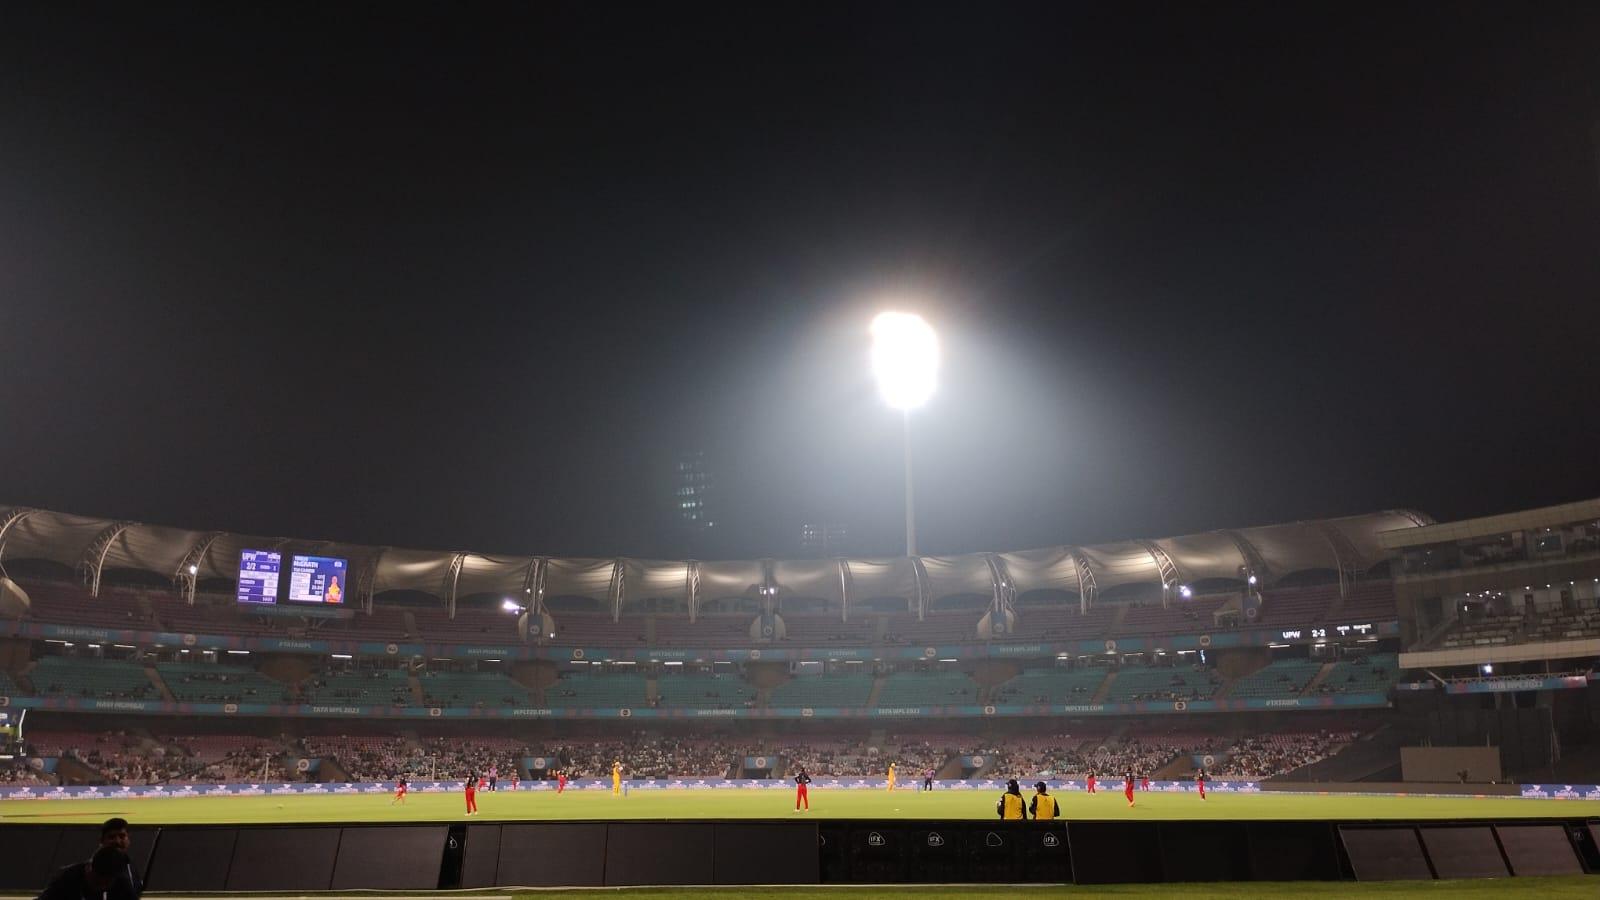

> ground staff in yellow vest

[
  {"left": 1029, "top": 781, "right": 1058, "bottom": 820},
  {"left": 997, "top": 778, "right": 1028, "bottom": 819}
]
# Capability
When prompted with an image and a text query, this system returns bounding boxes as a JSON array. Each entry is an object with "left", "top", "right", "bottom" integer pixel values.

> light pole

[{"left": 870, "top": 311, "right": 938, "bottom": 557}]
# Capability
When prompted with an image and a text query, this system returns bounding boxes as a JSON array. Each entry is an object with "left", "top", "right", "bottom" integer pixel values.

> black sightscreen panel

[
  {"left": 459, "top": 824, "right": 502, "bottom": 889},
  {"left": 497, "top": 823, "right": 606, "bottom": 887},
  {"left": 1419, "top": 827, "right": 1508, "bottom": 879},
  {"left": 0, "top": 826, "right": 64, "bottom": 891},
  {"left": 1067, "top": 822, "right": 1162, "bottom": 884},
  {"left": 48, "top": 826, "right": 158, "bottom": 881},
  {"left": 1339, "top": 827, "right": 1433, "bottom": 881},
  {"left": 146, "top": 828, "right": 238, "bottom": 892},
  {"left": 604, "top": 823, "right": 714, "bottom": 886},
  {"left": 331, "top": 826, "right": 448, "bottom": 890},
  {"left": 225, "top": 827, "right": 340, "bottom": 891},
  {"left": 1245, "top": 822, "right": 1340, "bottom": 881},
  {"left": 1158, "top": 821, "right": 1249, "bottom": 882},
  {"left": 1495, "top": 824, "right": 1582, "bottom": 877},
  {"left": 713, "top": 823, "right": 818, "bottom": 884}
]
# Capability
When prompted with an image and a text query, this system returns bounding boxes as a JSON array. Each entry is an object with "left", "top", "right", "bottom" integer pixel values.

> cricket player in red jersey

[
  {"left": 1123, "top": 770, "right": 1135, "bottom": 807},
  {"left": 1085, "top": 772, "right": 1097, "bottom": 794},
  {"left": 464, "top": 774, "right": 479, "bottom": 816},
  {"left": 557, "top": 770, "right": 567, "bottom": 793},
  {"left": 510, "top": 771, "right": 519, "bottom": 792},
  {"left": 1196, "top": 770, "right": 1207, "bottom": 801},
  {"left": 794, "top": 767, "right": 812, "bottom": 812},
  {"left": 1140, "top": 775, "right": 1151, "bottom": 792},
  {"left": 392, "top": 776, "right": 408, "bottom": 805}
]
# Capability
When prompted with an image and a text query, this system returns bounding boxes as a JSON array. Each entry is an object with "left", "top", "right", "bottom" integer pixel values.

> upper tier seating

[
  {"left": 874, "top": 671, "right": 979, "bottom": 706},
  {"left": 653, "top": 672, "right": 755, "bottom": 708},
  {"left": 301, "top": 668, "right": 413, "bottom": 706},
  {"left": 1119, "top": 596, "right": 1229, "bottom": 635},
  {"left": 655, "top": 615, "right": 753, "bottom": 648},
  {"left": 1228, "top": 658, "right": 1324, "bottom": 699},
  {"left": 769, "top": 673, "right": 875, "bottom": 708},
  {"left": 1102, "top": 665, "right": 1222, "bottom": 702},
  {"left": 1439, "top": 616, "right": 1524, "bottom": 649},
  {"left": 1316, "top": 654, "right": 1397, "bottom": 695},
  {"left": 545, "top": 672, "right": 648, "bottom": 708},
  {"left": 30, "top": 656, "right": 155, "bottom": 700},
  {"left": 549, "top": 614, "right": 648, "bottom": 646},
  {"left": 418, "top": 671, "right": 531, "bottom": 707},
  {"left": 409, "top": 605, "right": 519, "bottom": 642},
  {"left": 157, "top": 662, "right": 289, "bottom": 702},
  {"left": 22, "top": 582, "right": 150, "bottom": 627},
  {"left": 991, "top": 667, "right": 1108, "bottom": 704}
]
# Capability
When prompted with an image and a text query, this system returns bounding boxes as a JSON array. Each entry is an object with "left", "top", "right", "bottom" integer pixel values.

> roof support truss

[
  {"left": 83, "top": 521, "right": 136, "bottom": 598},
  {"left": 984, "top": 553, "right": 1016, "bottom": 612},
  {"left": 909, "top": 557, "right": 929, "bottom": 620},
  {"left": 1136, "top": 540, "right": 1182, "bottom": 607},
  {"left": 175, "top": 531, "right": 227, "bottom": 605},
  {"left": 442, "top": 552, "right": 468, "bottom": 619},
  {"left": 1217, "top": 529, "right": 1270, "bottom": 584},
  {"left": 607, "top": 558, "right": 625, "bottom": 623},
  {"left": 1069, "top": 548, "right": 1097, "bottom": 613},
  {"left": 686, "top": 561, "right": 701, "bottom": 623},
  {"left": 0, "top": 508, "right": 37, "bottom": 573},
  {"left": 1311, "top": 521, "right": 1366, "bottom": 600},
  {"left": 837, "top": 559, "right": 852, "bottom": 623}
]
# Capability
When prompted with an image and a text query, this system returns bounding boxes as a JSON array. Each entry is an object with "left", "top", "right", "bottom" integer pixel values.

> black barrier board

[
  {"left": 497, "top": 823, "right": 605, "bottom": 887},
  {"left": 905, "top": 824, "right": 963, "bottom": 882},
  {"left": 1339, "top": 826, "right": 1433, "bottom": 881},
  {"left": 844, "top": 825, "right": 905, "bottom": 882},
  {"left": 1495, "top": 824, "right": 1582, "bottom": 876},
  {"left": 1158, "top": 821, "right": 1250, "bottom": 882},
  {"left": 605, "top": 823, "right": 713, "bottom": 886},
  {"left": 1067, "top": 822, "right": 1162, "bottom": 884},
  {"left": 226, "top": 827, "right": 340, "bottom": 891},
  {"left": 1418, "top": 827, "right": 1508, "bottom": 879},
  {"left": 713, "top": 823, "right": 819, "bottom": 884},
  {"left": 331, "top": 826, "right": 449, "bottom": 890},
  {"left": 1017, "top": 823, "right": 1072, "bottom": 883},
  {"left": 962, "top": 825, "right": 1021, "bottom": 883},
  {"left": 459, "top": 824, "right": 502, "bottom": 888},
  {"left": 146, "top": 828, "right": 237, "bottom": 892},
  {"left": 0, "top": 826, "right": 65, "bottom": 891},
  {"left": 1245, "top": 821, "right": 1341, "bottom": 881}
]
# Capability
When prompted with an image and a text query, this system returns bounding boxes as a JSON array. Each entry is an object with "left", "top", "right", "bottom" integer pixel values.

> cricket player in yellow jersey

[
  {"left": 612, "top": 761, "right": 623, "bottom": 795},
  {"left": 886, "top": 762, "right": 896, "bottom": 791}
]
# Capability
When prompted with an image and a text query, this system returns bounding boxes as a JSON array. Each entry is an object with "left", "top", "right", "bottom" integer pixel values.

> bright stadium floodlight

[
  {"left": 871, "top": 311, "right": 938, "bottom": 558},
  {"left": 501, "top": 598, "right": 523, "bottom": 613},
  {"left": 871, "top": 312, "right": 939, "bottom": 410}
]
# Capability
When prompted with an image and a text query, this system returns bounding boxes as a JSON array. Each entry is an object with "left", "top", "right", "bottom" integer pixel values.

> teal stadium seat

[
  {"left": 30, "top": 657, "right": 155, "bottom": 700},
  {"left": 1317, "top": 653, "right": 1398, "bottom": 695},
  {"left": 992, "top": 667, "right": 1108, "bottom": 704},
  {"left": 1228, "top": 658, "right": 1325, "bottom": 699},
  {"left": 418, "top": 671, "right": 532, "bottom": 707},
  {"left": 157, "top": 662, "right": 288, "bottom": 702},
  {"left": 769, "top": 674, "right": 874, "bottom": 708},
  {"left": 875, "top": 672, "right": 979, "bottom": 706},
  {"left": 545, "top": 672, "right": 648, "bottom": 708},
  {"left": 653, "top": 672, "right": 754, "bottom": 708},
  {"left": 301, "top": 668, "right": 414, "bottom": 706},
  {"left": 1102, "top": 665, "right": 1222, "bottom": 703}
]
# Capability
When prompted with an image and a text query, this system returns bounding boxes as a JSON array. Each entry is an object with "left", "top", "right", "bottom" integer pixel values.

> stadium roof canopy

[{"left": 0, "top": 505, "right": 1430, "bottom": 616}]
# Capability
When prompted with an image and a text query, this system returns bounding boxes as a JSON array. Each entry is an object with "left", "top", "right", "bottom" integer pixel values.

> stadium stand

[
  {"left": 1101, "top": 664, "right": 1222, "bottom": 702},
  {"left": 768, "top": 672, "right": 875, "bottom": 707},
  {"left": 30, "top": 656, "right": 155, "bottom": 700},
  {"left": 653, "top": 671, "right": 754, "bottom": 708},
  {"left": 990, "top": 666, "right": 1108, "bottom": 703},
  {"left": 544, "top": 671, "right": 648, "bottom": 708},
  {"left": 300, "top": 668, "right": 413, "bottom": 706},
  {"left": 0, "top": 670, "right": 22, "bottom": 695},
  {"left": 1120, "top": 595, "right": 1229, "bottom": 634},
  {"left": 1437, "top": 614, "right": 1525, "bottom": 649},
  {"left": 655, "top": 615, "right": 753, "bottom": 648},
  {"left": 874, "top": 671, "right": 979, "bottom": 706},
  {"left": 409, "top": 604, "right": 516, "bottom": 642},
  {"left": 1314, "top": 653, "right": 1397, "bottom": 695},
  {"left": 417, "top": 671, "right": 531, "bottom": 707},
  {"left": 157, "top": 661, "right": 291, "bottom": 702},
  {"left": 1227, "top": 658, "right": 1324, "bottom": 699}
]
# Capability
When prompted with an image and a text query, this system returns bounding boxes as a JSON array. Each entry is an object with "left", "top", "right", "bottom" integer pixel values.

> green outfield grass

[{"left": 4, "top": 788, "right": 1599, "bottom": 825}]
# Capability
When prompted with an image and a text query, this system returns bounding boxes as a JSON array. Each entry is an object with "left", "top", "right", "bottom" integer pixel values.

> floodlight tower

[{"left": 870, "top": 311, "right": 939, "bottom": 557}]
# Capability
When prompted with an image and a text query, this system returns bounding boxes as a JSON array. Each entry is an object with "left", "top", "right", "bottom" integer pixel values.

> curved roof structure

[{"left": 0, "top": 504, "right": 1431, "bottom": 615}]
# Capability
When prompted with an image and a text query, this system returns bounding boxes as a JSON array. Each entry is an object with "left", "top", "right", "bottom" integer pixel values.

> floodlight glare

[
  {"left": 501, "top": 598, "right": 522, "bottom": 613},
  {"left": 871, "top": 311, "right": 939, "bottom": 410}
]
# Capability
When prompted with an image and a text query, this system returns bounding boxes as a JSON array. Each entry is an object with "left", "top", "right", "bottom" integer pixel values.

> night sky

[{"left": 2, "top": 2, "right": 1598, "bottom": 561}]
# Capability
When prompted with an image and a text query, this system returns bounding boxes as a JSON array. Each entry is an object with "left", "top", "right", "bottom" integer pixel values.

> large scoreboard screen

[
  {"left": 288, "top": 554, "right": 348, "bottom": 605},
  {"left": 236, "top": 549, "right": 282, "bottom": 605}
]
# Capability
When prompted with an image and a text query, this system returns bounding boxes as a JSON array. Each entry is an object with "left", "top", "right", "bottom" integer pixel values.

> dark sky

[{"left": 2, "top": 2, "right": 1598, "bottom": 561}]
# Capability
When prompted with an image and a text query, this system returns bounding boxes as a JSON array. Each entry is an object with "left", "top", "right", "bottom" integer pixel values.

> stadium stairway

[
  {"left": 1091, "top": 670, "right": 1117, "bottom": 703},
  {"left": 864, "top": 675, "right": 887, "bottom": 708},
  {"left": 145, "top": 665, "right": 175, "bottom": 702},
  {"left": 1301, "top": 661, "right": 1340, "bottom": 695}
]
